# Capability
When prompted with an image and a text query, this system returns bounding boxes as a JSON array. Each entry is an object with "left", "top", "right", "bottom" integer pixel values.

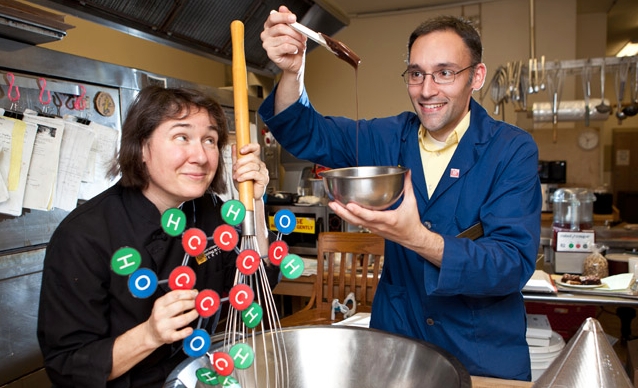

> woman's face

[{"left": 142, "top": 107, "right": 220, "bottom": 212}]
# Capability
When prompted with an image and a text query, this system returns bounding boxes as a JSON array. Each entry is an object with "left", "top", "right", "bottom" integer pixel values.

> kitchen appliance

[
  {"left": 165, "top": 326, "right": 472, "bottom": 388},
  {"left": 541, "top": 184, "right": 559, "bottom": 212},
  {"left": 297, "top": 166, "right": 313, "bottom": 196},
  {"left": 266, "top": 204, "right": 327, "bottom": 256},
  {"left": 605, "top": 253, "right": 638, "bottom": 276},
  {"left": 278, "top": 147, "right": 315, "bottom": 194},
  {"left": 593, "top": 186, "right": 613, "bottom": 214},
  {"left": 538, "top": 160, "right": 566, "bottom": 183},
  {"left": 265, "top": 204, "right": 348, "bottom": 256},
  {"left": 538, "top": 160, "right": 566, "bottom": 212},
  {"left": 551, "top": 188, "right": 597, "bottom": 274},
  {"left": 617, "top": 191, "right": 638, "bottom": 223}
]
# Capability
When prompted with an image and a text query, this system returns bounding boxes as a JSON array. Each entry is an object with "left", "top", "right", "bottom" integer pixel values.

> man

[{"left": 259, "top": 7, "right": 541, "bottom": 381}]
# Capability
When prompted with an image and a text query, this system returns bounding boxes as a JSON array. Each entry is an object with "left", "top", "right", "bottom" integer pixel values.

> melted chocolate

[
  {"left": 320, "top": 33, "right": 361, "bottom": 69},
  {"left": 317, "top": 33, "right": 360, "bottom": 164}
]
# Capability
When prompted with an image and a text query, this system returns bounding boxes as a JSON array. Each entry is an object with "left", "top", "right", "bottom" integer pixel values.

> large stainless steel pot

[{"left": 165, "top": 326, "right": 471, "bottom": 388}]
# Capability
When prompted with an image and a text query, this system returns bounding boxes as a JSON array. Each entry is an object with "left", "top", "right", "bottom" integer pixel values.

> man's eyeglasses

[{"left": 401, "top": 64, "right": 476, "bottom": 85}]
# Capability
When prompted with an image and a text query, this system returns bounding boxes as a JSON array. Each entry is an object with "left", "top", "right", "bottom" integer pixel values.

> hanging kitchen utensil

[
  {"left": 537, "top": 55, "right": 546, "bottom": 92},
  {"left": 622, "top": 60, "right": 638, "bottom": 117},
  {"left": 595, "top": 59, "right": 611, "bottom": 114},
  {"left": 227, "top": 20, "right": 288, "bottom": 388},
  {"left": 512, "top": 60, "right": 523, "bottom": 110},
  {"left": 505, "top": 61, "right": 515, "bottom": 103},
  {"left": 520, "top": 65, "right": 529, "bottom": 110},
  {"left": 615, "top": 57, "right": 630, "bottom": 123},
  {"left": 528, "top": 58, "right": 535, "bottom": 94},
  {"left": 487, "top": 65, "right": 508, "bottom": 117},
  {"left": 581, "top": 60, "right": 592, "bottom": 127},
  {"left": 545, "top": 62, "right": 564, "bottom": 142}
]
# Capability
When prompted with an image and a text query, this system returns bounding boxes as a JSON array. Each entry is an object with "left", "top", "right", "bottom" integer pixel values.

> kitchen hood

[
  {"left": 0, "top": 1, "right": 74, "bottom": 44},
  {"left": 29, "top": 0, "right": 350, "bottom": 76}
]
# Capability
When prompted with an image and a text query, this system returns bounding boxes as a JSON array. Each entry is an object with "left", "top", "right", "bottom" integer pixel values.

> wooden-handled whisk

[
  {"left": 226, "top": 20, "right": 288, "bottom": 388},
  {"left": 231, "top": 20, "right": 255, "bottom": 236}
]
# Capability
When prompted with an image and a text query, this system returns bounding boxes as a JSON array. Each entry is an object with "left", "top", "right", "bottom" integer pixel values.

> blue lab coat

[{"left": 259, "top": 89, "right": 541, "bottom": 380}]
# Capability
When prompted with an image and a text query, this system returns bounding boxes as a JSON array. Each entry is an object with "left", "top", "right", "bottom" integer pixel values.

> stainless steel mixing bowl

[
  {"left": 319, "top": 166, "right": 408, "bottom": 210},
  {"left": 165, "top": 325, "right": 471, "bottom": 388}
]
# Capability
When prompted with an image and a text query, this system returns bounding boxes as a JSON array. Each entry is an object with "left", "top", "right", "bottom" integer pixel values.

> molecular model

[{"left": 110, "top": 200, "right": 303, "bottom": 386}]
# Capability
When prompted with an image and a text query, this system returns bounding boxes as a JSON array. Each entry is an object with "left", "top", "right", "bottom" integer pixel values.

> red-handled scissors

[
  {"left": 6, "top": 73, "right": 20, "bottom": 103},
  {"left": 38, "top": 77, "right": 51, "bottom": 105}
]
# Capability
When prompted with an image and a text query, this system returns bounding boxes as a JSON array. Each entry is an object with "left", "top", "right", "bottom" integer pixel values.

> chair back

[{"left": 315, "top": 232, "right": 385, "bottom": 312}]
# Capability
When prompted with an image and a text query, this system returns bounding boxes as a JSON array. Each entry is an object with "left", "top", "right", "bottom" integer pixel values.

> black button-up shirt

[{"left": 37, "top": 183, "right": 276, "bottom": 387}]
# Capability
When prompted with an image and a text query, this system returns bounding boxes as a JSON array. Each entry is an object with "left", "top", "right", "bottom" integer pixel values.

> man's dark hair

[{"left": 407, "top": 16, "right": 483, "bottom": 81}]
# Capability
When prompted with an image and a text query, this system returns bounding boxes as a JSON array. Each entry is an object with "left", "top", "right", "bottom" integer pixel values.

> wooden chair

[{"left": 279, "top": 232, "right": 385, "bottom": 327}]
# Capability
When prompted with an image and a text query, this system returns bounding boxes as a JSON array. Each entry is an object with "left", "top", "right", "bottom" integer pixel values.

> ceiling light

[{"left": 616, "top": 41, "right": 638, "bottom": 57}]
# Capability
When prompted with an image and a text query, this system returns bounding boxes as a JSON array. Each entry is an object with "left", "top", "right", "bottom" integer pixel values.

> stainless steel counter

[
  {"left": 524, "top": 290, "right": 638, "bottom": 307},
  {"left": 595, "top": 225, "right": 638, "bottom": 251}
]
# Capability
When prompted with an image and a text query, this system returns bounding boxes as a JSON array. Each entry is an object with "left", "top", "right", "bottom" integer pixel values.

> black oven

[
  {"left": 266, "top": 205, "right": 344, "bottom": 256},
  {"left": 538, "top": 160, "right": 567, "bottom": 183}
]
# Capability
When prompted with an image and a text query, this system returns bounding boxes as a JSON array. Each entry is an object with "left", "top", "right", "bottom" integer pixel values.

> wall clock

[{"left": 577, "top": 129, "right": 599, "bottom": 150}]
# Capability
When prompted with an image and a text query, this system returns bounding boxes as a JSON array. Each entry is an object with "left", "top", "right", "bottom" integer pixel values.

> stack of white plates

[{"left": 529, "top": 331, "right": 566, "bottom": 381}]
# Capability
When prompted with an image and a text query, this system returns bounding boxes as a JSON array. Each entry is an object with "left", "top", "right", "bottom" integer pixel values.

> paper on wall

[
  {"left": 22, "top": 114, "right": 65, "bottom": 211},
  {"left": 53, "top": 120, "right": 96, "bottom": 211},
  {"left": 0, "top": 150, "right": 9, "bottom": 203},
  {"left": 0, "top": 117, "right": 37, "bottom": 216},
  {"left": 77, "top": 120, "right": 119, "bottom": 200}
]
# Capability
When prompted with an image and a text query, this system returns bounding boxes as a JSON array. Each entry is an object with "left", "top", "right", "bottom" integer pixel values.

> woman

[{"left": 37, "top": 85, "right": 275, "bottom": 387}]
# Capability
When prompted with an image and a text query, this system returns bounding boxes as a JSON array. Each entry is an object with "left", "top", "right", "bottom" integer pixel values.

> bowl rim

[{"left": 319, "top": 166, "right": 408, "bottom": 179}]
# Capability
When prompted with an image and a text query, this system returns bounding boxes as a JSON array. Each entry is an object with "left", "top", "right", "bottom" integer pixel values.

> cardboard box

[{"left": 627, "top": 339, "right": 638, "bottom": 388}]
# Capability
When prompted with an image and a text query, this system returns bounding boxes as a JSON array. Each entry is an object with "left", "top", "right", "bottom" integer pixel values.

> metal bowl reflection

[
  {"left": 319, "top": 166, "right": 408, "bottom": 210},
  {"left": 166, "top": 325, "right": 471, "bottom": 388}
]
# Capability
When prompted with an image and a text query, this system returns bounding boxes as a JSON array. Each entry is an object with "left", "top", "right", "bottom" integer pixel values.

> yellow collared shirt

[{"left": 419, "top": 110, "right": 471, "bottom": 198}]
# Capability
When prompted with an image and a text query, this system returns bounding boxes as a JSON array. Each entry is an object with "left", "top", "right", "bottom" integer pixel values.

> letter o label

[
  {"left": 183, "top": 329, "right": 210, "bottom": 358},
  {"left": 274, "top": 209, "right": 296, "bottom": 234},
  {"left": 128, "top": 268, "right": 158, "bottom": 298}
]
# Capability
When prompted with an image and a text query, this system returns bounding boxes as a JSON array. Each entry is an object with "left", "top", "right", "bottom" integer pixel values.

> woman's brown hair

[{"left": 109, "top": 85, "right": 229, "bottom": 195}]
